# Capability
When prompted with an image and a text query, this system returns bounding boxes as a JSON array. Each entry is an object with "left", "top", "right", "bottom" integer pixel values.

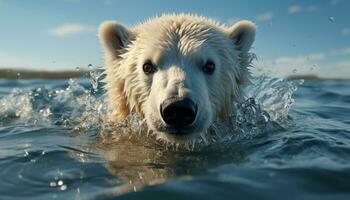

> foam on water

[{"left": 0, "top": 70, "right": 302, "bottom": 150}]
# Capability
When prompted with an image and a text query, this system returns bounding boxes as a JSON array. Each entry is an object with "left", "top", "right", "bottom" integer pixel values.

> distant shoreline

[
  {"left": 0, "top": 69, "right": 348, "bottom": 81},
  {"left": 285, "top": 74, "right": 349, "bottom": 81},
  {"left": 0, "top": 69, "right": 94, "bottom": 79}
]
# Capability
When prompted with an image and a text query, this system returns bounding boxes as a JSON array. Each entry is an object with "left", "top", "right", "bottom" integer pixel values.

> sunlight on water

[{"left": 0, "top": 70, "right": 302, "bottom": 150}]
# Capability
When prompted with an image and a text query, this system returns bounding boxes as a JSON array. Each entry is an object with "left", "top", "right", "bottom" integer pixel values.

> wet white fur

[{"left": 98, "top": 14, "right": 256, "bottom": 143}]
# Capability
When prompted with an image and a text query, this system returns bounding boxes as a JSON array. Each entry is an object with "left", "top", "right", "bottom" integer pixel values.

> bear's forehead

[{"left": 133, "top": 15, "right": 228, "bottom": 55}]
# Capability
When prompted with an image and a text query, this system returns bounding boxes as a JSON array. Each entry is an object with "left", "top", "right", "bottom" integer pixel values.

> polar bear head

[{"left": 99, "top": 14, "right": 255, "bottom": 143}]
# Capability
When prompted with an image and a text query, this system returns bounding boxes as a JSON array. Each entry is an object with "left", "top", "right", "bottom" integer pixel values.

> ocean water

[{"left": 0, "top": 74, "right": 349, "bottom": 200}]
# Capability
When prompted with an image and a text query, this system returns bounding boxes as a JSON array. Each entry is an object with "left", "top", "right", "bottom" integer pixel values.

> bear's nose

[{"left": 160, "top": 98, "right": 197, "bottom": 128}]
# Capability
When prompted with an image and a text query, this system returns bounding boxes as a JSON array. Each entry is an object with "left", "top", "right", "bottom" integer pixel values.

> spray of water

[{"left": 0, "top": 69, "right": 303, "bottom": 150}]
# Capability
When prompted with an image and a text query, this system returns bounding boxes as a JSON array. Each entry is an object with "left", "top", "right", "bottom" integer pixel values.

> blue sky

[{"left": 0, "top": 0, "right": 349, "bottom": 78}]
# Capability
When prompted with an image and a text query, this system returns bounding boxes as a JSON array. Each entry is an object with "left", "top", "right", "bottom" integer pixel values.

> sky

[{"left": 0, "top": 0, "right": 349, "bottom": 78}]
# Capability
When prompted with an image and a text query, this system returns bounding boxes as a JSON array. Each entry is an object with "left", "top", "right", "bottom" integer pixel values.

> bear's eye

[
  {"left": 143, "top": 61, "right": 157, "bottom": 75},
  {"left": 202, "top": 60, "right": 215, "bottom": 74}
]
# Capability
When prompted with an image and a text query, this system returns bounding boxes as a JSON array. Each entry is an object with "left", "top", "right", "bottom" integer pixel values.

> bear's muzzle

[{"left": 160, "top": 97, "right": 197, "bottom": 134}]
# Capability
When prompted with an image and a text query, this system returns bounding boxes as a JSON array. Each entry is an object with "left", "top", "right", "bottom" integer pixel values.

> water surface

[{"left": 0, "top": 76, "right": 349, "bottom": 200}]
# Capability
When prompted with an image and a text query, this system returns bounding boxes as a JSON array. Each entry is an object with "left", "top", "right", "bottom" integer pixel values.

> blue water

[{"left": 0, "top": 76, "right": 349, "bottom": 200}]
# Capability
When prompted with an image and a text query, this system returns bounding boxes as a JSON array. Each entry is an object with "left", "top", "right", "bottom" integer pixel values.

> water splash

[
  {"left": 87, "top": 64, "right": 103, "bottom": 93},
  {"left": 0, "top": 88, "right": 52, "bottom": 124},
  {"left": 246, "top": 76, "right": 303, "bottom": 123},
  {"left": 0, "top": 71, "right": 302, "bottom": 150},
  {"left": 0, "top": 77, "right": 108, "bottom": 130}
]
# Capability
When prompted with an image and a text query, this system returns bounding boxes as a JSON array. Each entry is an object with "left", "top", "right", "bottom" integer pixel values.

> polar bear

[{"left": 98, "top": 14, "right": 255, "bottom": 143}]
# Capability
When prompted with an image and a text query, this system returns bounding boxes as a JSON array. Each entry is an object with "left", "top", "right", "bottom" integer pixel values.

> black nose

[{"left": 161, "top": 98, "right": 197, "bottom": 128}]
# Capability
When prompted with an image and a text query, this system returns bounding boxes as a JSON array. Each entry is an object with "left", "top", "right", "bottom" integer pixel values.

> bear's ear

[
  {"left": 98, "top": 21, "right": 133, "bottom": 59},
  {"left": 227, "top": 20, "right": 256, "bottom": 52}
]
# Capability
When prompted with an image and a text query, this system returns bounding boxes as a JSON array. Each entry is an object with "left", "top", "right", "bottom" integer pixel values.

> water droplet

[
  {"left": 16, "top": 72, "right": 21, "bottom": 77},
  {"left": 60, "top": 185, "right": 67, "bottom": 191},
  {"left": 329, "top": 16, "right": 334, "bottom": 22},
  {"left": 50, "top": 182, "right": 57, "bottom": 187},
  {"left": 292, "top": 69, "right": 297, "bottom": 73},
  {"left": 89, "top": 69, "right": 102, "bottom": 93},
  {"left": 57, "top": 180, "right": 63, "bottom": 186},
  {"left": 76, "top": 66, "right": 80, "bottom": 71}
]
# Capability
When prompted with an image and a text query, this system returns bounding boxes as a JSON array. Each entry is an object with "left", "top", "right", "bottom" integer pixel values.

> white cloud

[
  {"left": 330, "top": 47, "right": 350, "bottom": 56},
  {"left": 253, "top": 53, "right": 328, "bottom": 78},
  {"left": 288, "top": 5, "right": 303, "bottom": 14},
  {"left": 288, "top": 5, "right": 320, "bottom": 14},
  {"left": 307, "top": 53, "right": 326, "bottom": 60},
  {"left": 341, "top": 28, "right": 350, "bottom": 36},
  {"left": 49, "top": 23, "right": 94, "bottom": 38},
  {"left": 274, "top": 53, "right": 325, "bottom": 67},
  {"left": 335, "top": 60, "right": 350, "bottom": 67},
  {"left": 306, "top": 5, "right": 319, "bottom": 12},
  {"left": 256, "top": 12, "right": 274, "bottom": 22},
  {"left": 254, "top": 50, "right": 350, "bottom": 79},
  {"left": 321, "top": 60, "right": 350, "bottom": 78}
]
